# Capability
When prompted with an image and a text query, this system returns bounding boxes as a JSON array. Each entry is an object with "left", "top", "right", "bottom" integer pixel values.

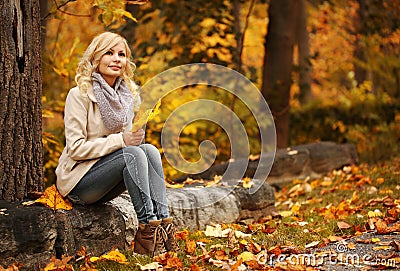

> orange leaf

[
  {"left": 43, "top": 255, "right": 74, "bottom": 271},
  {"left": 215, "top": 250, "right": 229, "bottom": 261},
  {"left": 175, "top": 229, "right": 190, "bottom": 241},
  {"left": 375, "top": 219, "right": 400, "bottom": 234},
  {"left": 166, "top": 256, "right": 183, "bottom": 270},
  {"left": 230, "top": 258, "right": 243, "bottom": 271},
  {"left": 185, "top": 240, "right": 197, "bottom": 254},
  {"left": 35, "top": 185, "right": 72, "bottom": 210},
  {"left": 190, "top": 263, "right": 202, "bottom": 271}
]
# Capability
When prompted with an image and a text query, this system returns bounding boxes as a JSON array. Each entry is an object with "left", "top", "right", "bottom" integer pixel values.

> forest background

[{"left": 41, "top": 0, "right": 400, "bottom": 184}]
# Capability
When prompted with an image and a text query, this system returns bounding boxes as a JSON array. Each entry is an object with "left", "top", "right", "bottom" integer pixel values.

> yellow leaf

[
  {"left": 133, "top": 99, "right": 161, "bottom": 131},
  {"left": 35, "top": 185, "right": 72, "bottom": 210},
  {"left": 165, "top": 182, "right": 185, "bottom": 189},
  {"left": 242, "top": 177, "right": 254, "bottom": 189},
  {"left": 99, "top": 249, "right": 128, "bottom": 264},
  {"left": 291, "top": 202, "right": 301, "bottom": 215},
  {"left": 280, "top": 210, "right": 293, "bottom": 217},
  {"left": 371, "top": 238, "right": 381, "bottom": 243},
  {"left": 90, "top": 256, "right": 100, "bottom": 262},
  {"left": 237, "top": 251, "right": 256, "bottom": 262},
  {"left": 368, "top": 210, "right": 383, "bottom": 218}
]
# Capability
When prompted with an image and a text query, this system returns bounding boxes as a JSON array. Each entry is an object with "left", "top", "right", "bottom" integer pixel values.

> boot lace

[
  {"left": 164, "top": 223, "right": 179, "bottom": 251},
  {"left": 153, "top": 225, "right": 168, "bottom": 256}
]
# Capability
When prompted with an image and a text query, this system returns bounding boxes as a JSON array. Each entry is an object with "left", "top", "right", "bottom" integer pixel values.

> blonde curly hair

[{"left": 75, "top": 32, "right": 138, "bottom": 96}]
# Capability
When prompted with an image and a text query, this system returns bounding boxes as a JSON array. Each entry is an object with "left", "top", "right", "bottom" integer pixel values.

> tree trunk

[
  {"left": 296, "top": 0, "right": 312, "bottom": 103},
  {"left": 0, "top": 0, "right": 43, "bottom": 201},
  {"left": 354, "top": 0, "right": 368, "bottom": 85},
  {"left": 261, "top": 0, "right": 300, "bottom": 148}
]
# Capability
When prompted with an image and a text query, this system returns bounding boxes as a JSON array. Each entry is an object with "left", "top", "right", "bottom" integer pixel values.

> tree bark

[
  {"left": 0, "top": 0, "right": 43, "bottom": 200},
  {"left": 261, "top": 0, "right": 300, "bottom": 148}
]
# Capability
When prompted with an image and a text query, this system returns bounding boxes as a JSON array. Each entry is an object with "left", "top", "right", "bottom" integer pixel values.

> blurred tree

[
  {"left": 296, "top": 0, "right": 312, "bottom": 103},
  {"left": 261, "top": 0, "right": 301, "bottom": 148},
  {"left": 0, "top": 0, "right": 43, "bottom": 200}
]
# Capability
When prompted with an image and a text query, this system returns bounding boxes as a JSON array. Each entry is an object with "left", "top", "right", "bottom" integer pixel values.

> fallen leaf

[
  {"left": 190, "top": 263, "right": 202, "bottom": 271},
  {"left": 35, "top": 185, "right": 72, "bottom": 210},
  {"left": 43, "top": 256, "right": 74, "bottom": 271},
  {"left": 136, "top": 262, "right": 163, "bottom": 270},
  {"left": 375, "top": 219, "right": 400, "bottom": 234},
  {"left": 280, "top": 211, "right": 293, "bottom": 217},
  {"left": 186, "top": 240, "right": 197, "bottom": 254},
  {"left": 166, "top": 256, "right": 183, "bottom": 269},
  {"left": 373, "top": 246, "right": 392, "bottom": 251},
  {"left": 0, "top": 263, "right": 24, "bottom": 271},
  {"left": 90, "top": 249, "right": 128, "bottom": 264},
  {"left": 215, "top": 250, "right": 229, "bottom": 261},
  {"left": 234, "top": 230, "right": 251, "bottom": 239},
  {"left": 368, "top": 209, "right": 383, "bottom": 218},
  {"left": 305, "top": 241, "right": 320, "bottom": 249},
  {"left": 347, "top": 243, "right": 356, "bottom": 249},
  {"left": 376, "top": 177, "right": 385, "bottom": 184},
  {"left": 165, "top": 182, "right": 185, "bottom": 188},
  {"left": 237, "top": 251, "right": 256, "bottom": 262},
  {"left": 204, "top": 224, "right": 231, "bottom": 237},
  {"left": 372, "top": 237, "right": 381, "bottom": 243},
  {"left": 242, "top": 177, "right": 254, "bottom": 189},
  {"left": 230, "top": 258, "right": 243, "bottom": 271},
  {"left": 337, "top": 221, "right": 351, "bottom": 229}
]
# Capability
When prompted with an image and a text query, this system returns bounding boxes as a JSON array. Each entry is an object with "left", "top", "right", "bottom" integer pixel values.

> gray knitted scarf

[{"left": 92, "top": 72, "right": 134, "bottom": 133}]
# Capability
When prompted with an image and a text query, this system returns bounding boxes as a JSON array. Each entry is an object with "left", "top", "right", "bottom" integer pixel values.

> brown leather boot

[
  {"left": 161, "top": 217, "right": 180, "bottom": 252},
  {"left": 134, "top": 220, "right": 167, "bottom": 257}
]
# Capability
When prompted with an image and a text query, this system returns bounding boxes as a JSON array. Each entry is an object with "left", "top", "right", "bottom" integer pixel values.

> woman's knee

[
  {"left": 122, "top": 146, "right": 147, "bottom": 163},
  {"left": 139, "top": 144, "right": 160, "bottom": 158}
]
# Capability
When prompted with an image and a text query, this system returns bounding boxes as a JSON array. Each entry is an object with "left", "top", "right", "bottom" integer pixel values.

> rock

[
  {"left": 55, "top": 204, "right": 126, "bottom": 257},
  {"left": 0, "top": 201, "right": 126, "bottom": 269},
  {"left": 0, "top": 201, "right": 57, "bottom": 268},
  {"left": 172, "top": 142, "right": 358, "bottom": 187},
  {"left": 108, "top": 193, "right": 138, "bottom": 245},
  {"left": 267, "top": 142, "right": 358, "bottom": 187},
  {"left": 166, "top": 186, "right": 240, "bottom": 230},
  {"left": 166, "top": 179, "right": 276, "bottom": 230},
  {"left": 108, "top": 179, "right": 277, "bottom": 231}
]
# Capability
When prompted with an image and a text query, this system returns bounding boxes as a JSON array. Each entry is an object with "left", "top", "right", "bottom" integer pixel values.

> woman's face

[{"left": 98, "top": 41, "right": 127, "bottom": 87}]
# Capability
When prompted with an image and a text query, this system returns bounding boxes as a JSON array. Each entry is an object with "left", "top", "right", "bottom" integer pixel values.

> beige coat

[{"left": 55, "top": 86, "right": 133, "bottom": 196}]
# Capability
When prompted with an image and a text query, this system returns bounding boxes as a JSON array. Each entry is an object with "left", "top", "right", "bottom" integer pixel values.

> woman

[{"left": 55, "top": 32, "right": 177, "bottom": 256}]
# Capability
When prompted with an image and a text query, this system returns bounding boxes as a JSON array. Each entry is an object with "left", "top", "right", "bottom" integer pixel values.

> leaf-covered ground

[{"left": 2, "top": 159, "right": 399, "bottom": 271}]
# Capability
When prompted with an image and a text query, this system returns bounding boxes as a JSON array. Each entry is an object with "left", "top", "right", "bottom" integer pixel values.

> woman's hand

[{"left": 122, "top": 129, "right": 145, "bottom": 146}]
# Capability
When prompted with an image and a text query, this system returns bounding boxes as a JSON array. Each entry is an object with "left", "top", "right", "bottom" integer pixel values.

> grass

[{"left": 35, "top": 158, "right": 400, "bottom": 270}]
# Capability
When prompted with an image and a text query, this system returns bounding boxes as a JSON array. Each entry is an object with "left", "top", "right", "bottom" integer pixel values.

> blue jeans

[{"left": 68, "top": 144, "right": 169, "bottom": 224}]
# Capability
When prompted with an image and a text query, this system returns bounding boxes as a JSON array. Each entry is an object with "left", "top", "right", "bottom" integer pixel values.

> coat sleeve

[{"left": 64, "top": 87, "right": 125, "bottom": 161}]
